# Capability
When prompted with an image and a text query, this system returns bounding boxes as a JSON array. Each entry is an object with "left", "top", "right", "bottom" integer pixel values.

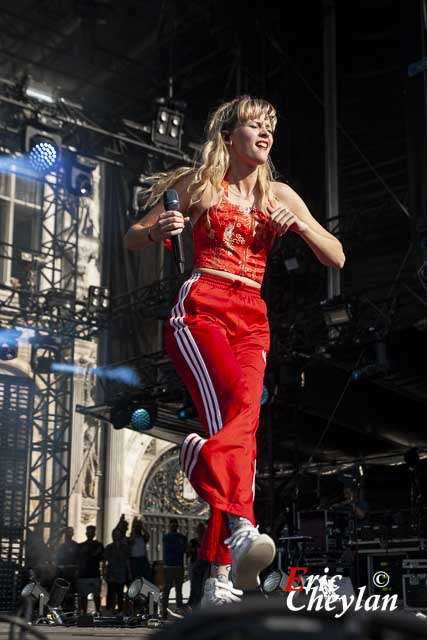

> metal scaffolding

[
  {"left": 0, "top": 167, "right": 86, "bottom": 611},
  {"left": 0, "top": 375, "right": 34, "bottom": 612},
  {"left": 26, "top": 169, "right": 79, "bottom": 542}
]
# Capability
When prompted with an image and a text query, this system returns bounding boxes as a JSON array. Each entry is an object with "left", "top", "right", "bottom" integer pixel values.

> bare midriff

[{"left": 191, "top": 267, "right": 261, "bottom": 290}]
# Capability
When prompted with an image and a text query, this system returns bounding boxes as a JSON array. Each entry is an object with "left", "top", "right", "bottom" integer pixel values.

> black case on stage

[{"left": 402, "top": 559, "right": 427, "bottom": 610}]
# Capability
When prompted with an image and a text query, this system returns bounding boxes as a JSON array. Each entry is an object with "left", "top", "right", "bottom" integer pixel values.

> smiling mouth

[{"left": 256, "top": 142, "right": 269, "bottom": 150}]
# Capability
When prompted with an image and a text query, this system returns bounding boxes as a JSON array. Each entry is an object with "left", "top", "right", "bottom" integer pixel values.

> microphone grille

[{"left": 164, "top": 188, "right": 180, "bottom": 209}]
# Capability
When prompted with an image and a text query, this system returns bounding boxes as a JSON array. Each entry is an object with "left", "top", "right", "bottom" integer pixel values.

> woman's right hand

[{"left": 151, "top": 210, "right": 190, "bottom": 241}]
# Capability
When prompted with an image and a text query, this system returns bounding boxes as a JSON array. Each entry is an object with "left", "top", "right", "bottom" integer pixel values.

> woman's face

[{"left": 228, "top": 114, "right": 274, "bottom": 167}]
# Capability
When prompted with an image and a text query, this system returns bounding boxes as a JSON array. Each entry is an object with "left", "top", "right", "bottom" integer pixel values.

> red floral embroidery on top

[{"left": 192, "top": 177, "right": 277, "bottom": 284}]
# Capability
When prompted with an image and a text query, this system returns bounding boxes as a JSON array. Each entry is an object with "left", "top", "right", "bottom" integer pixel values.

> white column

[
  {"left": 68, "top": 369, "right": 84, "bottom": 537},
  {"left": 102, "top": 427, "right": 126, "bottom": 544}
]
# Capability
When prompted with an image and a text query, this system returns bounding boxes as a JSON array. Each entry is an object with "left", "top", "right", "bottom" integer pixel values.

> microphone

[{"left": 163, "top": 188, "right": 185, "bottom": 274}]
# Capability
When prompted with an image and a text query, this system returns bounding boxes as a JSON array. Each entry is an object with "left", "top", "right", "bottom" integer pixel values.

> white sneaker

[
  {"left": 201, "top": 574, "right": 243, "bottom": 606},
  {"left": 224, "top": 520, "right": 276, "bottom": 591}
]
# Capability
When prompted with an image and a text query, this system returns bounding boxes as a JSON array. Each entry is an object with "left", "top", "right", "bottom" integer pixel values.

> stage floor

[{"left": 0, "top": 623, "right": 166, "bottom": 639}]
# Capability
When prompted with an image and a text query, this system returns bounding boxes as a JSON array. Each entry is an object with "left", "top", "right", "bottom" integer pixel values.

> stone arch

[
  {"left": 140, "top": 446, "right": 208, "bottom": 561},
  {"left": 124, "top": 435, "right": 173, "bottom": 515}
]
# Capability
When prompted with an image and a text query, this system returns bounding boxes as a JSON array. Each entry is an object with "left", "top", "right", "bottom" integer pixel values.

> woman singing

[{"left": 124, "top": 95, "right": 345, "bottom": 606}]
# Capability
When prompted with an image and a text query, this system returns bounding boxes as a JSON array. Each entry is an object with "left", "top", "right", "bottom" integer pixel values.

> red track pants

[{"left": 164, "top": 272, "right": 270, "bottom": 564}]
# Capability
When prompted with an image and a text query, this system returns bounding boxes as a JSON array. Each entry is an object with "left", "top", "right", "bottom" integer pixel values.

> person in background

[
  {"left": 129, "top": 517, "right": 151, "bottom": 581},
  {"left": 162, "top": 519, "right": 187, "bottom": 618},
  {"left": 76, "top": 525, "right": 104, "bottom": 613},
  {"left": 187, "top": 522, "right": 210, "bottom": 609},
  {"left": 115, "top": 514, "right": 130, "bottom": 543},
  {"left": 54, "top": 527, "right": 79, "bottom": 600},
  {"left": 103, "top": 529, "right": 131, "bottom": 614},
  {"left": 25, "top": 523, "right": 59, "bottom": 593}
]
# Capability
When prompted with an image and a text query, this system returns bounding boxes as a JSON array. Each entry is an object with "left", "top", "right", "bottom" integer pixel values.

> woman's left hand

[{"left": 267, "top": 201, "right": 310, "bottom": 236}]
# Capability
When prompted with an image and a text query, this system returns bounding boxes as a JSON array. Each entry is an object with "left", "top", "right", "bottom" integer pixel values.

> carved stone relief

[{"left": 141, "top": 447, "right": 208, "bottom": 517}]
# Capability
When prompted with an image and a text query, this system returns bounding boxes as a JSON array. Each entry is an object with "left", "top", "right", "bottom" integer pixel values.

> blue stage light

[
  {"left": 111, "top": 398, "right": 157, "bottom": 432},
  {"left": 24, "top": 125, "right": 61, "bottom": 174},
  {"left": 28, "top": 138, "right": 59, "bottom": 173},
  {"left": 131, "top": 407, "right": 155, "bottom": 431},
  {"left": 177, "top": 405, "right": 197, "bottom": 420},
  {"left": 261, "top": 384, "right": 269, "bottom": 406}
]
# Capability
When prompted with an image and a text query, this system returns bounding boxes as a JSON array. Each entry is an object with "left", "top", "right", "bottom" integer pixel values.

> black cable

[{"left": 304, "top": 349, "right": 366, "bottom": 467}]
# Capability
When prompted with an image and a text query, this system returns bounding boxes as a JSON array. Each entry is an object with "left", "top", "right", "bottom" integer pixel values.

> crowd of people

[{"left": 25, "top": 516, "right": 207, "bottom": 618}]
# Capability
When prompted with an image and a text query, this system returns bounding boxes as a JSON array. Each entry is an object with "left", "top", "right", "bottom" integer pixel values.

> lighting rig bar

[
  {"left": 110, "top": 271, "right": 189, "bottom": 319},
  {"left": 269, "top": 279, "right": 427, "bottom": 359},
  {"left": 76, "top": 402, "right": 204, "bottom": 446},
  {"left": 0, "top": 79, "right": 193, "bottom": 165},
  {"left": 101, "top": 349, "right": 181, "bottom": 398},
  {"left": 0, "top": 283, "right": 108, "bottom": 340}
]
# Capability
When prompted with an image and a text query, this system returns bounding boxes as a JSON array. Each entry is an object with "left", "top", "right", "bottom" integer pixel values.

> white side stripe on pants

[
  {"left": 181, "top": 433, "right": 206, "bottom": 480},
  {"left": 180, "top": 433, "right": 199, "bottom": 471},
  {"left": 169, "top": 274, "right": 223, "bottom": 437}
]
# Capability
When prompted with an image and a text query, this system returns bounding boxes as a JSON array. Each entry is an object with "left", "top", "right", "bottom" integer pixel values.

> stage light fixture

[
  {"left": 21, "top": 581, "right": 50, "bottom": 602},
  {"left": 321, "top": 297, "right": 352, "bottom": 327},
  {"left": 127, "top": 577, "right": 161, "bottom": 616},
  {"left": 177, "top": 390, "right": 197, "bottom": 419},
  {"left": 87, "top": 286, "right": 110, "bottom": 313},
  {"left": 262, "top": 569, "right": 289, "bottom": 595},
  {"left": 131, "top": 407, "right": 157, "bottom": 431},
  {"left": 111, "top": 399, "right": 157, "bottom": 433},
  {"left": 24, "top": 125, "right": 61, "bottom": 174},
  {"left": 177, "top": 404, "right": 198, "bottom": 420},
  {"left": 44, "top": 288, "right": 75, "bottom": 318},
  {"left": 0, "top": 327, "right": 21, "bottom": 361},
  {"left": 48, "top": 577, "right": 70, "bottom": 608},
  {"left": 352, "top": 340, "right": 389, "bottom": 381},
  {"left": 23, "top": 77, "right": 56, "bottom": 104},
  {"left": 30, "top": 333, "right": 62, "bottom": 374},
  {"left": 21, "top": 581, "right": 50, "bottom": 617},
  {"left": 151, "top": 100, "right": 184, "bottom": 150},
  {"left": 110, "top": 405, "right": 132, "bottom": 429},
  {"left": 338, "top": 464, "right": 362, "bottom": 487},
  {"left": 65, "top": 155, "right": 97, "bottom": 197}
]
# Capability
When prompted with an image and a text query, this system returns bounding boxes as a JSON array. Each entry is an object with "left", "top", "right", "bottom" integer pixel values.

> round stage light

[
  {"left": 21, "top": 582, "right": 37, "bottom": 598},
  {"left": 29, "top": 137, "right": 59, "bottom": 173},
  {"left": 127, "top": 578, "right": 144, "bottom": 600},
  {"left": 131, "top": 407, "right": 153, "bottom": 431},
  {"left": 75, "top": 173, "right": 92, "bottom": 196},
  {"left": 262, "top": 570, "right": 283, "bottom": 594}
]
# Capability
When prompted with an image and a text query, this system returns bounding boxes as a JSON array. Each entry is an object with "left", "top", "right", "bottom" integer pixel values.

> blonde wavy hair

[{"left": 144, "top": 95, "right": 278, "bottom": 212}]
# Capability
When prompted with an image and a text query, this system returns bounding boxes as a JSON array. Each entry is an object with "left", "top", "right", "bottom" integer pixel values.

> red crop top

[{"left": 191, "top": 177, "right": 277, "bottom": 285}]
